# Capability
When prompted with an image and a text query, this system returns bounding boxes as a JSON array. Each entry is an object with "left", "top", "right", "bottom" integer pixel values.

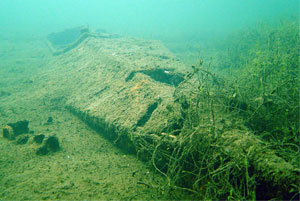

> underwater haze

[
  {"left": 0, "top": 0, "right": 298, "bottom": 39},
  {"left": 0, "top": 0, "right": 299, "bottom": 200}
]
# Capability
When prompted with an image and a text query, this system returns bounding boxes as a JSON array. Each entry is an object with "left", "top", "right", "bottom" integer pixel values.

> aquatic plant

[
  {"left": 146, "top": 18, "right": 300, "bottom": 200},
  {"left": 218, "top": 18, "right": 300, "bottom": 162}
]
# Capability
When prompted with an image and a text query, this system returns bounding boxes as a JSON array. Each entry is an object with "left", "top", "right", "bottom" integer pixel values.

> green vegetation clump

[
  {"left": 217, "top": 19, "right": 299, "bottom": 162},
  {"left": 149, "top": 18, "right": 299, "bottom": 200}
]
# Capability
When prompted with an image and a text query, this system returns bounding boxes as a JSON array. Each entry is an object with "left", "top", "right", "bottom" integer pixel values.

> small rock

[
  {"left": 7, "top": 120, "right": 29, "bottom": 135},
  {"left": 36, "top": 146, "right": 48, "bottom": 155},
  {"left": 36, "top": 135, "right": 60, "bottom": 155},
  {"left": 33, "top": 134, "right": 45, "bottom": 144},
  {"left": 2, "top": 125, "right": 15, "bottom": 140},
  {"left": 46, "top": 136, "right": 60, "bottom": 152},
  {"left": 16, "top": 135, "right": 29, "bottom": 145},
  {"left": 47, "top": 117, "right": 53, "bottom": 124}
]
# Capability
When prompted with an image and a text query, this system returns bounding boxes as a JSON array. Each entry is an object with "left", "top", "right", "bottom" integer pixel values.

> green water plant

[
  {"left": 217, "top": 18, "right": 300, "bottom": 164},
  {"left": 149, "top": 18, "right": 299, "bottom": 200}
]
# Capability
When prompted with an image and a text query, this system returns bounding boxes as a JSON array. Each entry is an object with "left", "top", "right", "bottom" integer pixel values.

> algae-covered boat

[
  {"left": 43, "top": 27, "right": 299, "bottom": 199},
  {"left": 44, "top": 27, "right": 190, "bottom": 159}
]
